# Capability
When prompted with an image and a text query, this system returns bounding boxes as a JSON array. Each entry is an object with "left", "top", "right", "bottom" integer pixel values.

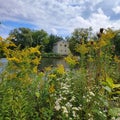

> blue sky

[{"left": 0, "top": 0, "right": 120, "bottom": 38}]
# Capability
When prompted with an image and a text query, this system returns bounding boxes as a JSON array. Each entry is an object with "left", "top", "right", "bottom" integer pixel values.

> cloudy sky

[{"left": 0, "top": 0, "right": 120, "bottom": 38}]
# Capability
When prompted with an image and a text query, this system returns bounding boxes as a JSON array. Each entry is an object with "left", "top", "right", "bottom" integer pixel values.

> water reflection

[
  {"left": 38, "top": 57, "right": 69, "bottom": 70},
  {"left": 0, "top": 58, "right": 8, "bottom": 73}
]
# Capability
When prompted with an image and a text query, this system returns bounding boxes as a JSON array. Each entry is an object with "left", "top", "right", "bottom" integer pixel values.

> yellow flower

[
  {"left": 76, "top": 44, "right": 88, "bottom": 54},
  {"left": 33, "top": 66, "right": 38, "bottom": 73},
  {"left": 32, "top": 57, "right": 40, "bottom": 65},
  {"left": 65, "top": 55, "right": 78, "bottom": 67},
  {"left": 44, "top": 66, "right": 52, "bottom": 72},
  {"left": 7, "top": 57, "right": 20, "bottom": 63},
  {"left": 114, "top": 55, "right": 120, "bottom": 63},
  {"left": 100, "top": 51, "right": 104, "bottom": 56},
  {"left": 87, "top": 57, "right": 94, "bottom": 62},
  {"left": 0, "top": 36, "right": 3, "bottom": 41},
  {"left": 98, "top": 39, "right": 107, "bottom": 48},
  {"left": 87, "top": 40, "right": 95, "bottom": 46},
  {"left": 8, "top": 73, "right": 17, "bottom": 80},
  {"left": 56, "top": 64, "right": 65, "bottom": 75},
  {"left": 8, "top": 42, "right": 16, "bottom": 47},
  {"left": 38, "top": 72, "right": 45, "bottom": 77},
  {"left": 29, "top": 46, "right": 40, "bottom": 54},
  {"left": 49, "top": 84, "right": 55, "bottom": 93},
  {"left": 48, "top": 74, "right": 56, "bottom": 79}
]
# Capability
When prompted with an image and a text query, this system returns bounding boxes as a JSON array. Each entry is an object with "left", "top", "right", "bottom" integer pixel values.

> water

[
  {"left": 0, "top": 57, "right": 69, "bottom": 72},
  {"left": 0, "top": 58, "right": 8, "bottom": 73},
  {"left": 38, "top": 57, "right": 69, "bottom": 71}
]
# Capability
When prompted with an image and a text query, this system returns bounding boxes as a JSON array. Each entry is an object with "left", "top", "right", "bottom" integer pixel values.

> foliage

[
  {"left": 42, "top": 52, "right": 63, "bottom": 58},
  {"left": 0, "top": 36, "right": 16, "bottom": 58},
  {"left": 10, "top": 28, "right": 33, "bottom": 49},
  {"left": 9, "top": 28, "right": 64, "bottom": 53},
  {"left": 46, "top": 34, "right": 63, "bottom": 53},
  {"left": 32, "top": 29, "right": 49, "bottom": 52},
  {"left": 64, "top": 54, "right": 79, "bottom": 70},
  {"left": 0, "top": 36, "right": 5, "bottom": 58},
  {"left": 68, "top": 27, "right": 92, "bottom": 55},
  {"left": 0, "top": 28, "right": 120, "bottom": 120},
  {"left": 112, "top": 30, "right": 120, "bottom": 56}
]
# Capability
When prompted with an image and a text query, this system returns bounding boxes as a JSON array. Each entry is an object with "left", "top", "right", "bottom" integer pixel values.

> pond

[
  {"left": 0, "top": 58, "right": 8, "bottom": 73},
  {"left": 0, "top": 57, "right": 69, "bottom": 72},
  {"left": 38, "top": 57, "right": 69, "bottom": 71}
]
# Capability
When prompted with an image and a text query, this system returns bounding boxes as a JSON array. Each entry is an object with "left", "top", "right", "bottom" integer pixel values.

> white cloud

[
  {"left": 0, "top": 0, "right": 120, "bottom": 37},
  {"left": 113, "top": 6, "right": 120, "bottom": 14},
  {"left": 50, "top": 28, "right": 58, "bottom": 35},
  {"left": 89, "top": 8, "right": 111, "bottom": 30}
]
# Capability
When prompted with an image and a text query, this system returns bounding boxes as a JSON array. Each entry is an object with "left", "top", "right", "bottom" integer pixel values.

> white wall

[{"left": 53, "top": 41, "right": 70, "bottom": 55}]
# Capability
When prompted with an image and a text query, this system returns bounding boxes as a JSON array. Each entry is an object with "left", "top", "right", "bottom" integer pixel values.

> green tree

[
  {"left": 112, "top": 30, "right": 120, "bottom": 56},
  {"left": 68, "top": 27, "right": 92, "bottom": 55},
  {"left": 32, "top": 29, "right": 49, "bottom": 52},
  {"left": 45, "top": 34, "right": 63, "bottom": 52},
  {"left": 9, "top": 28, "right": 33, "bottom": 49}
]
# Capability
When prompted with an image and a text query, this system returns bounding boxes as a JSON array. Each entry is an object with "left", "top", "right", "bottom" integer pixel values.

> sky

[{"left": 0, "top": 0, "right": 120, "bottom": 38}]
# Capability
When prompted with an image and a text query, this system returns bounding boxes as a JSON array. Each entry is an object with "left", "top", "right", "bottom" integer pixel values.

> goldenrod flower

[
  {"left": 65, "top": 55, "right": 78, "bottom": 67},
  {"left": 56, "top": 64, "right": 65, "bottom": 75},
  {"left": 38, "top": 71, "right": 45, "bottom": 77},
  {"left": 87, "top": 40, "right": 95, "bottom": 46},
  {"left": 7, "top": 57, "right": 20, "bottom": 63},
  {"left": 8, "top": 42, "right": 16, "bottom": 47},
  {"left": 0, "top": 36, "right": 3, "bottom": 41},
  {"left": 44, "top": 66, "right": 52, "bottom": 72},
  {"left": 8, "top": 73, "right": 17, "bottom": 80},
  {"left": 32, "top": 57, "right": 40, "bottom": 65},
  {"left": 114, "top": 55, "right": 120, "bottom": 63},
  {"left": 33, "top": 66, "right": 38, "bottom": 73},
  {"left": 49, "top": 84, "right": 55, "bottom": 93},
  {"left": 29, "top": 47, "right": 40, "bottom": 54},
  {"left": 87, "top": 57, "right": 94, "bottom": 62},
  {"left": 75, "top": 44, "right": 88, "bottom": 55},
  {"left": 48, "top": 74, "right": 56, "bottom": 79},
  {"left": 98, "top": 39, "right": 107, "bottom": 48}
]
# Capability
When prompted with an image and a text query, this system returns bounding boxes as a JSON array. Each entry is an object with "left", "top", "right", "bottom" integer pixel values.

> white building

[{"left": 53, "top": 40, "right": 70, "bottom": 55}]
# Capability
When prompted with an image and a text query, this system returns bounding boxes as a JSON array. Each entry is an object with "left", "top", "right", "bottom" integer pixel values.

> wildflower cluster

[
  {"left": 65, "top": 55, "right": 78, "bottom": 69},
  {"left": 0, "top": 29, "right": 120, "bottom": 120}
]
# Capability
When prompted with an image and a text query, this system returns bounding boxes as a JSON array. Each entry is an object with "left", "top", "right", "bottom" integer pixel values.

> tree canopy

[
  {"left": 68, "top": 27, "right": 93, "bottom": 55},
  {"left": 9, "top": 28, "right": 64, "bottom": 53},
  {"left": 8, "top": 27, "right": 120, "bottom": 57},
  {"left": 10, "top": 27, "right": 33, "bottom": 49},
  {"left": 112, "top": 30, "right": 120, "bottom": 56}
]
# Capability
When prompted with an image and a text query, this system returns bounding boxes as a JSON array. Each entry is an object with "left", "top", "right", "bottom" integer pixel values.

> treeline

[
  {"left": 68, "top": 27, "right": 120, "bottom": 57},
  {"left": 9, "top": 28, "right": 63, "bottom": 53},
  {"left": 1, "top": 27, "right": 120, "bottom": 57}
]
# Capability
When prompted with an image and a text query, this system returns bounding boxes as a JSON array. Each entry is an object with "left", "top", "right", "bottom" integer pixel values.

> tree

[
  {"left": 9, "top": 28, "right": 33, "bottom": 49},
  {"left": 112, "top": 30, "right": 120, "bottom": 56},
  {"left": 32, "top": 29, "right": 49, "bottom": 52},
  {"left": 68, "top": 27, "right": 92, "bottom": 55},
  {"left": 45, "top": 34, "right": 63, "bottom": 53}
]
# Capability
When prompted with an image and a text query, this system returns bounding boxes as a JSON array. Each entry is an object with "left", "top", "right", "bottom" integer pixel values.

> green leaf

[
  {"left": 106, "top": 76, "right": 114, "bottom": 88},
  {"left": 103, "top": 86, "right": 112, "bottom": 93},
  {"left": 109, "top": 108, "right": 120, "bottom": 117},
  {"left": 35, "top": 92, "right": 40, "bottom": 98},
  {"left": 112, "top": 91, "right": 120, "bottom": 95},
  {"left": 114, "top": 84, "right": 120, "bottom": 88}
]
